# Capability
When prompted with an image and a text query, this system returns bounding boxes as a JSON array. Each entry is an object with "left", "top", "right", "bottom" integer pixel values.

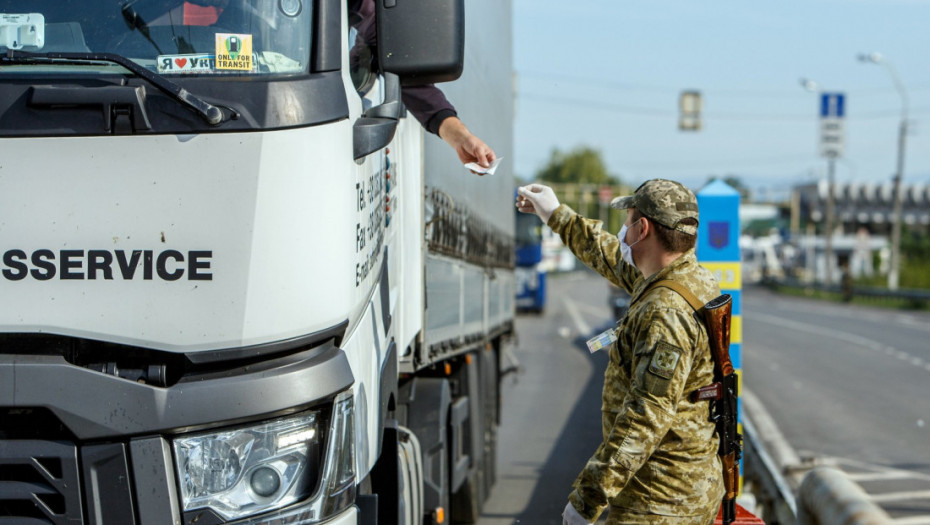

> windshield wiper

[{"left": 3, "top": 50, "right": 225, "bottom": 125}]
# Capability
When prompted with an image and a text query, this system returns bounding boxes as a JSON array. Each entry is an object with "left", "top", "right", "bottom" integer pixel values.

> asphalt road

[
  {"left": 742, "top": 285, "right": 930, "bottom": 522},
  {"left": 475, "top": 271, "right": 930, "bottom": 524},
  {"left": 478, "top": 270, "right": 613, "bottom": 524}
]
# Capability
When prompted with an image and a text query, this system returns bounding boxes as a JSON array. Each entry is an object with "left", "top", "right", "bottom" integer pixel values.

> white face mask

[{"left": 617, "top": 220, "right": 643, "bottom": 268}]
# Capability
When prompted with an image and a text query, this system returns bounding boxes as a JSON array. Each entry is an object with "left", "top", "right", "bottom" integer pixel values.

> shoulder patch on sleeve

[{"left": 648, "top": 342, "right": 682, "bottom": 380}]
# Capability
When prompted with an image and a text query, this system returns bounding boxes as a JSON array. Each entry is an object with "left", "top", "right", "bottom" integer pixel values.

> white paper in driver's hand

[{"left": 464, "top": 157, "right": 503, "bottom": 175}]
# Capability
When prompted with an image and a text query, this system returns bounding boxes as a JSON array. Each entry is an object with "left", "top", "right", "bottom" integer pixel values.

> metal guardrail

[
  {"left": 742, "top": 415, "right": 797, "bottom": 524},
  {"left": 771, "top": 277, "right": 930, "bottom": 306},
  {"left": 742, "top": 390, "right": 799, "bottom": 524},
  {"left": 743, "top": 389, "right": 894, "bottom": 525}
]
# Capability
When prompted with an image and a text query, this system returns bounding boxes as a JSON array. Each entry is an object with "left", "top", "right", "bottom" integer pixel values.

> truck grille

[{"left": 0, "top": 440, "right": 83, "bottom": 524}]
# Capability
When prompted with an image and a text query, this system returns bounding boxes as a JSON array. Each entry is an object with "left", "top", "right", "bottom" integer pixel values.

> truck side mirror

[{"left": 376, "top": 0, "right": 464, "bottom": 85}]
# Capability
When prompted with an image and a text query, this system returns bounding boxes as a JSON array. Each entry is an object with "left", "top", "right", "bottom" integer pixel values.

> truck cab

[{"left": 1, "top": 1, "right": 514, "bottom": 524}]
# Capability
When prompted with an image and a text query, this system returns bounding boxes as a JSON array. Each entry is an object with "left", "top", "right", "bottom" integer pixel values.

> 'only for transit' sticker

[{"left": 215, "top": 33, "right": 253, "bottom": 71}]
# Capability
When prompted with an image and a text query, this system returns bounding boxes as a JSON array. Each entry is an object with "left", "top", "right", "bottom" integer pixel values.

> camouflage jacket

[{"left": 548, "top": 204, "right": 725, "bottom": 520}]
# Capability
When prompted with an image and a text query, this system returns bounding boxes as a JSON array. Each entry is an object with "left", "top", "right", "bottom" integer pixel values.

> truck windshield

[
  {"left": 0, "top": 1, "right": 312, "bottom": 75},
  {"left": 515, "top": 212, "right": 542, "bottom": 247}
]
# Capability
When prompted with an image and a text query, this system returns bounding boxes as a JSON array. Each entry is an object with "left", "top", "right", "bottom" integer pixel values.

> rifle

[{"left": 691, "top": 294, "right": 741, "bottom": 525}]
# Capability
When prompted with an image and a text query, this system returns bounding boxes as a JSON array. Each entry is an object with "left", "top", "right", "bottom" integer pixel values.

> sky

[{"left": 511, "top": 0, "right": 930, "bottom": 201}]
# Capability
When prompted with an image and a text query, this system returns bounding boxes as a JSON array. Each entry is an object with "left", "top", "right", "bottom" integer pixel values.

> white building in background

[
  {"left": 787, "top": 180, "right": 930, "bottom": 282},
  {"left": 797, "top": 180, "right": 930, "bottom": 234}
]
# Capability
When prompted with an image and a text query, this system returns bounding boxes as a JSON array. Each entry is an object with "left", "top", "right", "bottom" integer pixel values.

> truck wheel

[
  {"left": 397, "top": 426, "right": 424, "bottom": 525},
  {"left": 481, "top": 345, "right": 499, "bottom": 498},
  {"left": 369, "top": 422, "right": 424, "bottom": 525},
  {"left": 451, "top": 474, "right": 481, "bottom": 524}
]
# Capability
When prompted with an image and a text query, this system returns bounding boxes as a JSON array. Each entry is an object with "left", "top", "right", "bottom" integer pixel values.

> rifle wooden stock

[
  {"left": 722, "top": 450, "right": 740, "bottom": 500},
  {"left": 703, "top": 294, "right": 733, "bottom": 378},
  {"left": 704, "top": 294, "right": 740, "bottom": 525}
]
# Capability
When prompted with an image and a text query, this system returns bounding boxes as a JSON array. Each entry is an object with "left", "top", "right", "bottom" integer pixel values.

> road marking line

[
  {"left": 574, "top": 300, "right": 611, "bottom": 318},
  {"left": 870, "top": 490, "right": 930, "bottom": 503},
  {"left": 829, "top": 457, "right": 930, "bottom": 482},
  {"left": 892, "top": 517, "right": 930, "bottom": 525},
  {"left": 562, "top": 296, "right": 591, "bottom": 336},
  {"left": 751, "top": 313, "right": 930, "bottom": 370},
  {"left": 751, "top": 312, "right": 886, "bottom": 351},
  {"left": 846, "top": 471, "right": 917, "bottom": 481},
  {"left": 896, "top": 315, "right": 930, "bottom": 334},
  {"left": 751, "top": 313, "right": 930, "bottom": 372}
]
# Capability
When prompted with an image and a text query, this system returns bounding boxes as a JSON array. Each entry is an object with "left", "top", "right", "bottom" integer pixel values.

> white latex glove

[
  {"left": 562, "top": 502, "right": 592, "bottom": 525},
  {"left": 516, "top": 184, "right": 560, "bottom": 224}
]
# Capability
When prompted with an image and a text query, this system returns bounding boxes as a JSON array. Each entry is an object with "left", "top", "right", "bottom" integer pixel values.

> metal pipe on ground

[{"left": 798, "top": 466, "right": 892, "bottom": 525}]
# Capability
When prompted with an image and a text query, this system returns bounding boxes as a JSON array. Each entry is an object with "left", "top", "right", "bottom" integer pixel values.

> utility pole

[
  {"left": 888, "top": 117, "right": 908, "bottom": 290},
  {"left": 858, "top": 52, "right": 909, "bottom": 290},
  {"left": 824, "top": 156, "right": 836, "bottom": 287}
]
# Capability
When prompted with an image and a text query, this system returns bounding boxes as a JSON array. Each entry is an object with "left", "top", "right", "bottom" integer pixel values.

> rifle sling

[
  {"left": 639, "top": 279, "right": 717, "bottom": 398},
  {"left": 640, "top": 279, "right": 705, "bottom": 314}
]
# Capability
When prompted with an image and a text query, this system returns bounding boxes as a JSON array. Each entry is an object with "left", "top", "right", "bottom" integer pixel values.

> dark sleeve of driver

[{"left": 401, "top": 85, "right": 457, "bottom": 135}]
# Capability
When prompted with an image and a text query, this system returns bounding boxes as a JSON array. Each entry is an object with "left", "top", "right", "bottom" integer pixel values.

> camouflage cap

[{"left": 610, "top": 179, "right": 699, "bottom": 235}]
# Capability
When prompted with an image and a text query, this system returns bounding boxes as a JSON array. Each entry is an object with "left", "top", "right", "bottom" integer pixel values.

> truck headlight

[
  {"left": 173, "top": 412, "right": 322, "bottom": 521},
  {"left": 172, "top": 389, "right": 358, "bottom": 523}
]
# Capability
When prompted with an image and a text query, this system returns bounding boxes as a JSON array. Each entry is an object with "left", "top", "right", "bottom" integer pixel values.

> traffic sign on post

[
  {"left": 819, "top": 92, "right": 846, "bottom": 158},
  {"left": 679, "top": 90, "right": 703, "bottom": 131}
]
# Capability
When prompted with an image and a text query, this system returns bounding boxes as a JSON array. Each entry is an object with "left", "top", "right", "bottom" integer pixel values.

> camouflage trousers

[{"left": 603, "top": 504, "right": 718, "bottom": 525}]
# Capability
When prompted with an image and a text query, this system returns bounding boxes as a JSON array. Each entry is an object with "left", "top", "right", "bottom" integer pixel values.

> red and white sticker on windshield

[{"left": 156, "top": 54, "right": 215, "bottom": 74}]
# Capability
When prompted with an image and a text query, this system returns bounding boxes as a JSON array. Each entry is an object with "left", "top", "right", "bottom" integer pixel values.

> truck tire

[
  {"left": 451, "top": 346, "right": 499, "bottom": 524},
  {"left": 450, "top": 355, "right": 481, "bottom": 524},
  {"left": 397, "top": 425, "right": 424, "bottom": 525},
  {"left": 369, "top": 421, "right": 425, "bottom": 525},
  {"left": 480, "top": 344, "right": 499, "bottom": 499}
]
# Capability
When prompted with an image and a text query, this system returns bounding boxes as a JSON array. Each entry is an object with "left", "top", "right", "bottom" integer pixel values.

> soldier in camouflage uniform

[{"left": 515, "top": 179, "right": 725, "bottom": 524}]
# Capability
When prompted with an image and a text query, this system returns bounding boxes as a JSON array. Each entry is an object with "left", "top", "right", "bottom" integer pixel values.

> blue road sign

[{"left": 820, "top": 93, "right": 846, "bottom": 118}]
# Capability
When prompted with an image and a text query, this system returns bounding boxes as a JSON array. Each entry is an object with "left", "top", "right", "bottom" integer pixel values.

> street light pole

[{"left": 858, "top": 52, "right": 909, "bottom": 290}]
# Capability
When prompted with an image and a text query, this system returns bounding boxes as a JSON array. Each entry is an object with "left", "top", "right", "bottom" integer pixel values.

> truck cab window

[
  {"left": 346, "top": 0, "right": 376, "bottom": 95},
  {"left": 348, "top": 25, "right": 374, "bottom": 94},
  {"left": 0, "top": 0, "right": 313, "bottom": 75}
]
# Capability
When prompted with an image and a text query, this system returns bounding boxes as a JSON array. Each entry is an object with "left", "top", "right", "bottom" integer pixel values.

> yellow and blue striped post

[{"left": 696, "top": 180, "right": 742, "bottom": 493}]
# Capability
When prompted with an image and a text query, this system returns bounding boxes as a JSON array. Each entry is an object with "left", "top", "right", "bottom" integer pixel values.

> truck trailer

[{"left": 0, "top": 1, "right": 515, "bottom": 524}]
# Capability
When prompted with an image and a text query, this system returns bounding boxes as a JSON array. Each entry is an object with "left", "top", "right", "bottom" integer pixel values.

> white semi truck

[{"left": 0, "top": 1, "right": 514, "bottom": 524}]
